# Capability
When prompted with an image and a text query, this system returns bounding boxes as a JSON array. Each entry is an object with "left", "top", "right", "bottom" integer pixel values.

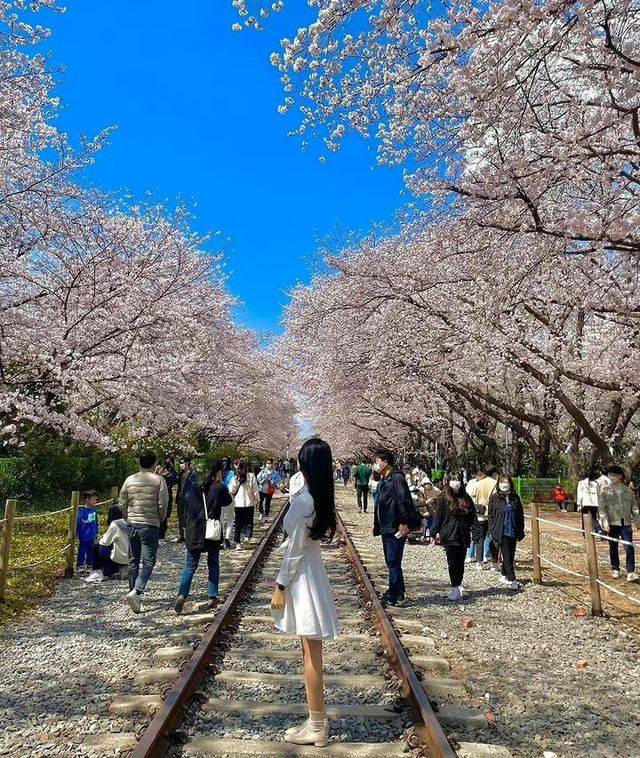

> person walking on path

[
  {"left": 270, "top": 437, "right": 339, "bottom": 747},
  {"left": 158, "top": 456, "right": 179, "bottom": 540},
  {"left": 257, "top": 460, "right": 281, "bottom": 520},
  {"left": 488, "top": 474, "right": 525, "bottom": 591},
  {"left": 176, "top": 457, "right": 199, "bottom": 543},
  {"left": 174, "top": 459, "right": 231, "bottom": 614},
  {"left": 229, "top": 459, "right": 260, "bottom": 549},
  {"left": 372, "top": 448, "right": 415, "bottom": 607},
  {"left": 353, "top": 460, "right": 373, "bottom": 513},
  {"left": 119, "top": 450, "right": 169, "bottom": 613},
  {"left": 431, "top": 473, "right": 475, "bottom": 601},
  {"left": 76, "top": 490, "right": 99, "bottom": 572},
  {"left": 598, "top": 465, "right": 640, "bottom": 582},
  {"left": 85, "top": 505, "right": 130, "bottom": 583},
  {"left": 577, "top": 468, "right": 603, "bottom": 536},
  {"left": 472, "top": 466, "right": 497, "bottom": 567},
  {"left": 341, "top": 463, "right": 350, "bottom": 487},
  {"left": 221, "top": 457, "right": 235, "bottom": 548}
]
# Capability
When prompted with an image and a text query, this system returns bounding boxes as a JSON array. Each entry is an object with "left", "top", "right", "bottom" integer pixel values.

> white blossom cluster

[{"left": 0, "top": 3, "right": 297, "bottom": 453}]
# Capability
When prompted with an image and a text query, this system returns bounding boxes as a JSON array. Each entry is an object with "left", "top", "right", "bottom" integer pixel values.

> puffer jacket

[
  {"left": 119, "top": 470, "right": 169, "bottom": 528},
  {"left": 599, "top": 484, "right": 640, "bottom": 529}
]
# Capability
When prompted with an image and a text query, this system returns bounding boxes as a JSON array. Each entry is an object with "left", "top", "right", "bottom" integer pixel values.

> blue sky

[{"left": 42, "top": 1, "right": 406, "bottom": 334}]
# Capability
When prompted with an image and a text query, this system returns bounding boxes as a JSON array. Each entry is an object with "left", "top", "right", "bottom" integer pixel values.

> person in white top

[
  {"left": 229, "top": 459, "right": 260, "bottom": 550},
  {"left": 576, "top": 468, "right": 604, "bottom": 535},
  {"left": 464, "top": 474, "right": 479, "bottom": 561},
  {"left": 271, "top": 437, "right": 339, "bottom": 747},
  {"left": 84, "top": 505, "right": 130, "bottom": 583}
]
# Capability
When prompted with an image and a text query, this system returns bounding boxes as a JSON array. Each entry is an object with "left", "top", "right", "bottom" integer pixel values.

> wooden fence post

[
  {"left": 65, "top": 491, "right": 80, "bottom": 577},
  {"left": 531, "top": 501, "right": 542, "bottom": 584},
  {"left": 110, "top": 485, "right": 119, "bottom": 502},
  {"left": 0, "top": 499, "right": 16, "bottom": 602},
  {"left": 582, "top": 510, "right": 603, "bottom": 616}
]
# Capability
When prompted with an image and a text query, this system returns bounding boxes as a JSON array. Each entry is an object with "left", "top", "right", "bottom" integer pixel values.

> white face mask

[
  {"left": 179, "top": 463, "right": 186, "bottom": 471},
  {"left": 373, "top": 462, "right": 383, "bottom": 473},
  {"left": 499, "top": 482, "right": 510, "bottom": 493},
  {"left": 449, "top": 480, "right": 461, "bottom": 492},
  {"left": 266, "top": 465, "right": 272, "bottom": 471}
]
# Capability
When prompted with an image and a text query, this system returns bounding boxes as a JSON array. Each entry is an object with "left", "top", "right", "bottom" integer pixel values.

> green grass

[{"left": 0, "top": 499, "right": 117, "bottom": 626}]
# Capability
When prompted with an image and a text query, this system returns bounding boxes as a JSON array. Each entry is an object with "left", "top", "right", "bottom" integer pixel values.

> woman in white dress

[{"left": 271, "top": 437, "right": 340, "bottom": 747}]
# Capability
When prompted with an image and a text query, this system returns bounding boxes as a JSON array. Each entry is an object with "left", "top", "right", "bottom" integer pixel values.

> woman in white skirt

[{"left": 271, "top": 437, "right": 340, "bottom": 747}]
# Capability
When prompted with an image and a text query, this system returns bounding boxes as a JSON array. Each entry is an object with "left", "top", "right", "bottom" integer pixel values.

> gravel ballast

[{"left": 337, "top": 489, "right": 640, "bottom": 758}]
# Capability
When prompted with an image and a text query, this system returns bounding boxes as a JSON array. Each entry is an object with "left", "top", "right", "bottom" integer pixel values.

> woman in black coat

[
  {"left": 488, "top": 473, "right": 525, "bottom": 590},
  {"left": 174, "top": 460, "right": 232, "bottom": 614},
  {"left": 431, "top": 472, "right": 476, "bottom": 601}
]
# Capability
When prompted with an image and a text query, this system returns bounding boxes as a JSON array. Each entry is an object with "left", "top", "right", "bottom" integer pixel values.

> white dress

[{"left": 271, "top": 472, "right": 340, "bottom": 641}]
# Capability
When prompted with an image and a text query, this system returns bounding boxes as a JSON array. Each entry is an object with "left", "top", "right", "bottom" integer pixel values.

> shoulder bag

[{"left": 202, "top": 492, "right": 222, "bottom": 541}]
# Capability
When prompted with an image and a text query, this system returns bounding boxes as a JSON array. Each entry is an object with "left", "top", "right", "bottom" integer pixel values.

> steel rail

[
  {"left": 336, "top": 511, "right": 457, "bottom": 758},
  {"left": 131, "top": 501, "right": 289, "bottom": 758}
]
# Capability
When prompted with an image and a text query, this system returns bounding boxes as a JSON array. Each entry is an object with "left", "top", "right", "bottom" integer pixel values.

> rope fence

[
  {"left": 0, "top": 485, "right": 119, "bottom": 602},
  {"left": 526, "top": 501, "right": 640, "bottom": 618}
]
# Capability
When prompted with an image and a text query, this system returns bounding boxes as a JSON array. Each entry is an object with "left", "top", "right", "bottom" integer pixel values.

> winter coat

[
  {"left": 598, "top": 484, "right": 640, "bottom": 529},
  {"left": 119, "top": 470, "right": 168, "bottom": 528},
  {"left": 488, "top": 491, "right": 525, "bottom": 542},
  {"left": 431, "top": 494, "right": 475, "bottom": 547},
  {"left": 373, "top": 470, "right": 415, "bottom": 537},
  {"left": 184, "top": 481, "right": 232, "bottom": 552}
]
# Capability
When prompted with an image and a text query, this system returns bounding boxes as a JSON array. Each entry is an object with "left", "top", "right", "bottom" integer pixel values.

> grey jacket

[
  {"left": 119, "top": 470, "right": 169, "bottom": 528},
  {"left": 598, "top": 484, "right": 640, "bottom": 529}
]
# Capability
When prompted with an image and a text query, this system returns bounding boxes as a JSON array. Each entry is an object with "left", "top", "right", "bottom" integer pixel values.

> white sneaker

[
  {"left": 84, "top": 571, "right": 103, "bottom": 583},
  {"left": 258, "top": 513, "right": 264, "bottom": 521},
  {"left": 126, "top": 588, "right": 142, "bottom": 613},
  {"left": 464, "top": 556, "right": 473, "bottom": 564},
  {"left": 447, "top": 587, "right": 461, "bottom": 601},
  {"left": 627, "top": 572, "right": 638, "bottom": 583},
  {"left": 235, "top": 544, "right": 242, "bottom": 551},
  {"left": 612, "top": 569, "right": 620, "bottom": 579},
  {"left": 499, "top": 575, "right": 511, "bottom": 584},
  {"left": 508, "top": 580, "right": 521, "bottom": 591}
]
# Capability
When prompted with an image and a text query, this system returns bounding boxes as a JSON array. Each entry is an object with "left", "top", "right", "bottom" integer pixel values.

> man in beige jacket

[{"left": 119, "top": 450, "right": 169, "bottom": 613}]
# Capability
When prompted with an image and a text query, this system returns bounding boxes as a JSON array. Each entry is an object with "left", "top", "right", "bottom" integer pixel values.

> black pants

[
  {"left": 356, "top": 485, "right": 369, "bottom": 512},
  {"left": 382, "top": 534, "right": 406, "bottom": 600},
  {"left": 444, "top": 544, "right": 467, "bottom": 587},
  {"left": 235, "top": 506, "right": 254, "bottom": 543},
  {"left": 259, "top": 492, "right": 273, "bottom": 516},
  {"left": 177, "top": 498, "right": 185, "bottom": 540},
  {"left": 581, "top": 506, "right": 602, "bottom": 535},
  {"left": 472, "top": 520, "right": 489, "bottom": 562},
  {"left": 159, "top": 498, "right": 173, "bottom": 539},
  {"left": 500, "top": 535, "right": 517, "bottom": 581}
]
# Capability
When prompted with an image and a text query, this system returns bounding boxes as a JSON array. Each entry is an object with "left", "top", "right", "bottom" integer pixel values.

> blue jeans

[
  {"left": 178, "top": 546, "right": 220, "bottom": 599},
  {"left": 77, "top": 539, "right": 94, "bottom": 568},
  {"left": 382, "top": 534, "right": 406, "bottom": 601},
  {"left": 609, "top": 523, "right": 635, "bottom": 574},
  {"left": 127, "top": 523, "right": 159, "bottom": 593}
]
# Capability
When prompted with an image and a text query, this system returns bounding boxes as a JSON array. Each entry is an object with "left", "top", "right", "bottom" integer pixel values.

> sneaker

[
  {"left": 447, "top": 587, "right": 461, "bottom": 601},
  {"left": 627, "top": 572, "right": 638, "bottom": 583},
  {"left": 396, "top": 594, "right": 407, "bottom": 607},
  {"left": 207, "top": 597, "right": 220, "bottom": 609},
  {"left": 499, "top": 575, "right": 510, "bottom": 584},
  {"left": 508, "top": 580, "right": 521, "bottom": 591},
  {"left": 235, "top": 543, "right": 242, "bottom": 551},
  {"left": 612, "top": 569, "right": 620, "bottom": 579},
  {"left": 174, "top": 594, "right": 186, "bottom": 615},
  {"left": 126, "top": 589, "right": 142, "bottom": 613},
  {"left": 84, "top": 570, "right": 103, "bottom": 583},
  {"left": 258, "top": 513, "right": 264, "bottom": 521},
  {"left": 465, "top": 556, "right": 473, "bottom": 564},
  {"left": 458, "top": 585, "right": 466, "bottom": 598},
  {"left": 380, "top": 592, "right": 397, "bottom": 607},
  {"left": 285, "top": 717, "right": 330, "bottom": 737}
]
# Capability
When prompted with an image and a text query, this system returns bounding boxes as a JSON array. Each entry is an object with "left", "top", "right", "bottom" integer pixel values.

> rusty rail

[
  {"left": 131, "top": 502, "right": 289, "bottom": 758},
  {"left": 336, "top": 511, "right": 457, "bottom": 758}
]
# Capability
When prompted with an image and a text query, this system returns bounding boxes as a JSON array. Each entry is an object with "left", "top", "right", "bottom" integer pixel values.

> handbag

[
  {"left": 266, "top": 485, "right": 277, "bottom": 496},
  {"left": 202, "top": 493, "right": 222, "bottom": 541}
]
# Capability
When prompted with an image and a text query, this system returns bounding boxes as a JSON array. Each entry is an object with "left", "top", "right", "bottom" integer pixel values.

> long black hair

[
  {"left": 236, "top": 458, "right": 248, "bottom": 485},
  {"left": 298, "top": 437, "right": 336, "bottom": 541},
  {"left": 107, "top": 504, "right": 124, "bottom": 526},
  {"left": 442, "top": 472, "right": 474, "bottom": 517},
  {"left": 203, "top": 459, "right": 224, "bottom": 494}
]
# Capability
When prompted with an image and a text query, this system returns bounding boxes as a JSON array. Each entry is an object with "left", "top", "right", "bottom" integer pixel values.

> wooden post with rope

[
  {"left": 0, "top": 500, "right": 16, "bottom": 602},
  {"left": 582, "top": 510, "right": 603, "bottom": 616}
]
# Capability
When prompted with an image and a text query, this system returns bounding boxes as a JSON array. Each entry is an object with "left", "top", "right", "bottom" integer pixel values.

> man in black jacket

[{"left": 372, "top": 448, "right": 412, "bottom": 607}]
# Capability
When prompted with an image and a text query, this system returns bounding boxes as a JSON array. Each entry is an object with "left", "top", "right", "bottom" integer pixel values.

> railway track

[{"left": 83, "top": 500, "right": 510, "bottom": 758}]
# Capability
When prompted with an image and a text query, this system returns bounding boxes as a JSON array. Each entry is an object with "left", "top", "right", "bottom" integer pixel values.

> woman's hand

[{"left": 271, "top": 585, "right": 286, "bottom": 610}]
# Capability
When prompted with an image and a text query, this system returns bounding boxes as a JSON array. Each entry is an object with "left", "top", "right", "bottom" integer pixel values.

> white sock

[{"left": 308, "top": 710, "right": 325, "bottom": 731}]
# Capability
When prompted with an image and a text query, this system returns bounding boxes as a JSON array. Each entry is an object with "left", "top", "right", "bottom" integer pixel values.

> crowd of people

[
  {"left": 75, "top": 452, "right": 294, "bottom": 614},
  {"left": 341, "top": 454, "right": 640, "bottom": 605}
]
